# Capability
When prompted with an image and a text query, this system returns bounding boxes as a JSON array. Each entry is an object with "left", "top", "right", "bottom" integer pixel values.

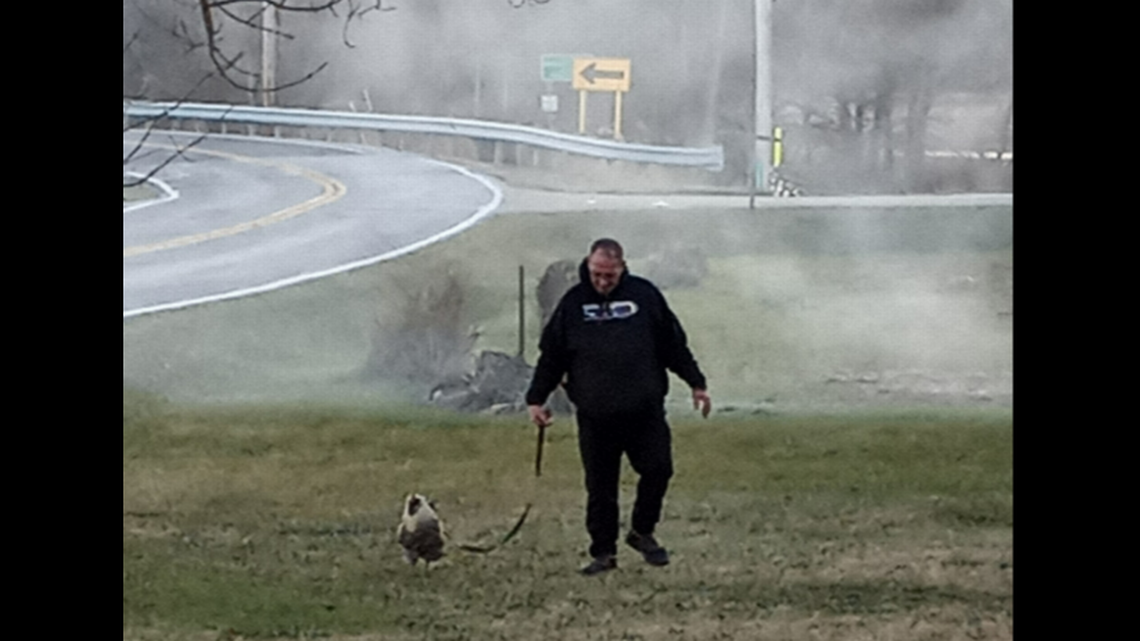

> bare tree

[
  {"left": 122, "top": 109, "right": 209, "bottom": 191},
  {"left": 187, "top": 1, "right": 395, "bottom": 94},
  {"left": 772, "top": 0, "right": 1012, "bottom": 192},
  {"left": 125, "top": 0, "right": 402, "bottom": 102},
  {"left": 123, "top": 1, "right": 395, "bottom": 194},
  {"left": 123, "top": 32, "right": 215, "bottom": 192}
]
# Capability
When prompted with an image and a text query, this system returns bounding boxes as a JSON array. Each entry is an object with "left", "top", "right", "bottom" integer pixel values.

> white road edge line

[
  {"left": 122, "top": 172, "right": 179, "bottom": 213},
  {"left": 123, "top": 156, "right": 503, "bottom": 320}
]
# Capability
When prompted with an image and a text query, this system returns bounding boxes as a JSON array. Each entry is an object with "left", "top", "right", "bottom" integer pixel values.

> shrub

[
  {"left": 364, "top": 262, "right": 479, "bottom": 388},
  {"left": 535, "top": 259, "right": 579, "bottom": 329}
]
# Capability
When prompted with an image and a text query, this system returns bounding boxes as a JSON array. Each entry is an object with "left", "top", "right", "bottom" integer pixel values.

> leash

[{"left": 454, "top": 420, "right": 544, "bottom": 554}]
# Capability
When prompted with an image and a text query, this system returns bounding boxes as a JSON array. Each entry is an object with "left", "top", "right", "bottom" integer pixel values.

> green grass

[
  {"left": 123, "top": 400, "right": 1012, "bottom": 640},
  {"left": 125, "top": 205, "right": 1012, "bottom": 639}
]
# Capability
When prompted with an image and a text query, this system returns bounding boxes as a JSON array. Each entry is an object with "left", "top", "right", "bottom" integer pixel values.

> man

[{"left": 526, "top": 238, "right": 712, "bottom": 576}]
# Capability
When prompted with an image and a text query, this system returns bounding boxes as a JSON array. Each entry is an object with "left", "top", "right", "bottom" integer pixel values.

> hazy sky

[{"left": 124, "top": 0, "right": 1012, "bottom": 148}]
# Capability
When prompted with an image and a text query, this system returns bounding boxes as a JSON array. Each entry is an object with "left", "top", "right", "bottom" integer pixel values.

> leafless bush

[
  {"left": 536, "top": 259, "right": 579, "bottom": 329},
  {"left": 365, "top": 262, "right": 478, "bottom": 387},
  {"left": 534, "top": 259, "right": 579, "bottom": 414}
]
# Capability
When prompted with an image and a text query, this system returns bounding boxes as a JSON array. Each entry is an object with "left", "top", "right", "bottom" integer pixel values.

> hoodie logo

[{"left": 582, "top": 301, "right": 639, "bottom": 322}]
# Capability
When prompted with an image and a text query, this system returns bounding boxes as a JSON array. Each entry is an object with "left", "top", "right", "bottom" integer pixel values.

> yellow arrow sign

[{"left": 572, "top": 57, "right": 631, "bottom": 92}]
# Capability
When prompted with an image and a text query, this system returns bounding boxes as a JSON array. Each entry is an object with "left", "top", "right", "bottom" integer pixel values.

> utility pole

[
  {"left": 260, "top": 2, "right": 278, "bottom": 107},
  {"left": 750, "top": 0, "right": 773, "bottom": 208}
]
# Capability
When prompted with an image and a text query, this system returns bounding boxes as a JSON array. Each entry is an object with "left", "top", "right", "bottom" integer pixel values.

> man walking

[{"left": 526, "top": 238, "right": 712, "bottom": 576}]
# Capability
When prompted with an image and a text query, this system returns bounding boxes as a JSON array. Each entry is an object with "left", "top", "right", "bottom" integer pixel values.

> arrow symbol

[{"left": 579, "top": 62, "right": 625, "bottom": 84}]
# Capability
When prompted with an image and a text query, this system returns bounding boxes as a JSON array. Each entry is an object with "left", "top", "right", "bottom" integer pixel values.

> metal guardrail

[{"left": 123, "top": 101, "right": 725, "bottom": 171}]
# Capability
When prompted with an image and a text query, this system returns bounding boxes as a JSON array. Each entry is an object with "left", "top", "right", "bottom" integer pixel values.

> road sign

[
  {"left": 540, "top": 54, "right": 575, "bottom": 83},
  {"left": 572, "top": 57, "right": 631, "bottom": 92},
  {"left": 540, "top": 94, "right": 559, "bottom": 113}
]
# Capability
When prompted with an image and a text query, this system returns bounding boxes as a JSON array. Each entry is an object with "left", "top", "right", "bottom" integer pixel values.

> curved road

[
  {"left": 124, "top": 132, "right": 1011, "bottom": 319},
  {"left": 123, "top": 133, "right": 501, "bottom": 318}
]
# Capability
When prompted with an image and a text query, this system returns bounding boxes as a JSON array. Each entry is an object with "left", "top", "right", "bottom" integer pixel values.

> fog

[
  {"left": 599, "top": 205, "right": 1012, "bottom": 412},
  {"left": 123, "top": 0, "right": 1013, "bottom": 191},
  {"left": 123, "top": 1, "right": 1013, "bottom": 411},
  {"left": 123, "top": 202, "right": 1012, "bottom": 412}
]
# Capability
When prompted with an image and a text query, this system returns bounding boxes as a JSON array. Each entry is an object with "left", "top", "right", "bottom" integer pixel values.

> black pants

[{"left": 576, "top": 406, "right": 674, "bottom": 558}]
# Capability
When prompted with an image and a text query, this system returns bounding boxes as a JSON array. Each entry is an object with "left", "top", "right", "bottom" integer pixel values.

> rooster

[{"left": 396, "top": 493, "right": 446, "bottom": 566}]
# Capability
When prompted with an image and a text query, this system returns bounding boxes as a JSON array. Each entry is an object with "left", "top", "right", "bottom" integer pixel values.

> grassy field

[
  {"left": 123, "top": 398, "right": 1012, "bottom": 640},
  {"left": 123, "top": 205, "right": 1012, "bottom": 412},
  {"left": 124, "top": 204, "right": 1012, "bottom": 638}
]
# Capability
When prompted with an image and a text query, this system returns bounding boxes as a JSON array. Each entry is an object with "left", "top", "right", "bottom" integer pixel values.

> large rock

[
  {"left": 536, "top": 259, "right": 579, "bottom": 328},
  {"left": 535, "top": 260, "right": 581, "bottom": 414},
  {"left": 428, "top": 350, "right": 534, "bottom": 413}
]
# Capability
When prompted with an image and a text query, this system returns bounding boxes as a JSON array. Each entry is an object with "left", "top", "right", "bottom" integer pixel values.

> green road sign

[{"left": 541, "top": 54, "right": 574, "bottom": 83}]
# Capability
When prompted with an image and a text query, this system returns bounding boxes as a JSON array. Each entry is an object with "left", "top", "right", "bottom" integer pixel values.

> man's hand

[
  {"left": 528, "top": 404, "right": 553, "bottom": 428},
  {"left": 692, "top": 388, "right": 712, "bottom": 418}
]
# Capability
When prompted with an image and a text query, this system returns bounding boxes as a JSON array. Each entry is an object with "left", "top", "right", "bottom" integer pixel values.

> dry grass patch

[{"left": 124, "top": 400, "right": 1011, "bottom": 639}]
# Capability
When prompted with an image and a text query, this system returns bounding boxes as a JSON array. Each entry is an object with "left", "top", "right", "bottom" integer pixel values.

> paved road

[
  {"left": 123, "top": 133, "right": 500, "bottom": 318},
  {"left": 124, "top": 132, "right": 1011, "bottom": 319}
]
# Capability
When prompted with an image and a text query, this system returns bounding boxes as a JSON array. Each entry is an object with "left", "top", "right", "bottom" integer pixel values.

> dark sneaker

[
  {"left": 626, "top": 531, "right": 669, "bottom": 566},
  {"left": 580, "top": 554, "right": 617, "bottom": 576}
]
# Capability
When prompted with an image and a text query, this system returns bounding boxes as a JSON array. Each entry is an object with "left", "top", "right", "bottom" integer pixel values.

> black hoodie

[{"left": 525, "top": 259, "right": 707, "bottom": 415}]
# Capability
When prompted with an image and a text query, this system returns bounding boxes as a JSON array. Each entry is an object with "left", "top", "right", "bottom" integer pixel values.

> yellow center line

[{"left": 123, "top": 142, "right": 348, "bottom": 258}]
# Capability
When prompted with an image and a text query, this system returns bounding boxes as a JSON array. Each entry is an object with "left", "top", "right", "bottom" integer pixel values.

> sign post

[
  {"left": 614, "top": 90, "right": 623, "bottom": 140},
  {"left": 571, "top": 57, "right": 631, "bottom": 140},
  {"left": 541, "top": 54, "right": 587, "bottom": 133},
  {"left": 579, "top": 90, "right": 588, "bottom": 135}
]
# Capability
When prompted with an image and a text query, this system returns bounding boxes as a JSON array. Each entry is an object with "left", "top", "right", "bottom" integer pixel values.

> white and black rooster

[{"left": 396, "top": 493, "right": 446, "bottom": 566}]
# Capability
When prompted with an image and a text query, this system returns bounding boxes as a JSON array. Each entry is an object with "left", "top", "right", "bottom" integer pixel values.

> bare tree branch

[
  {"left": 123, "top": 132, "right": 208, "bottom": 191},
  {"left": 215, "top": 4, "right": 296, "bottom": 40},
  {"left": 123, "top": 30, "right": 141, "bottom": 55},
  {"left": 123, "top": 60, "right": 225, "bottom": 190},
  {"left": 341, "top": 1, "right": 395, "bottom": 48},
  {"left": 194, "top": 0, "right": 378, "bottom": 92},
  {"left": 122, "top": 112, "right": 160, "bottom": 165},
  {"left": 129, "top": 1, "right": 399, "bottom": 95},
  {"left": 124, "top": 1, "right": 394, "bottom": 197},
  {"left": 210, "top": 0, "right": 341, "bottom": 12}
]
